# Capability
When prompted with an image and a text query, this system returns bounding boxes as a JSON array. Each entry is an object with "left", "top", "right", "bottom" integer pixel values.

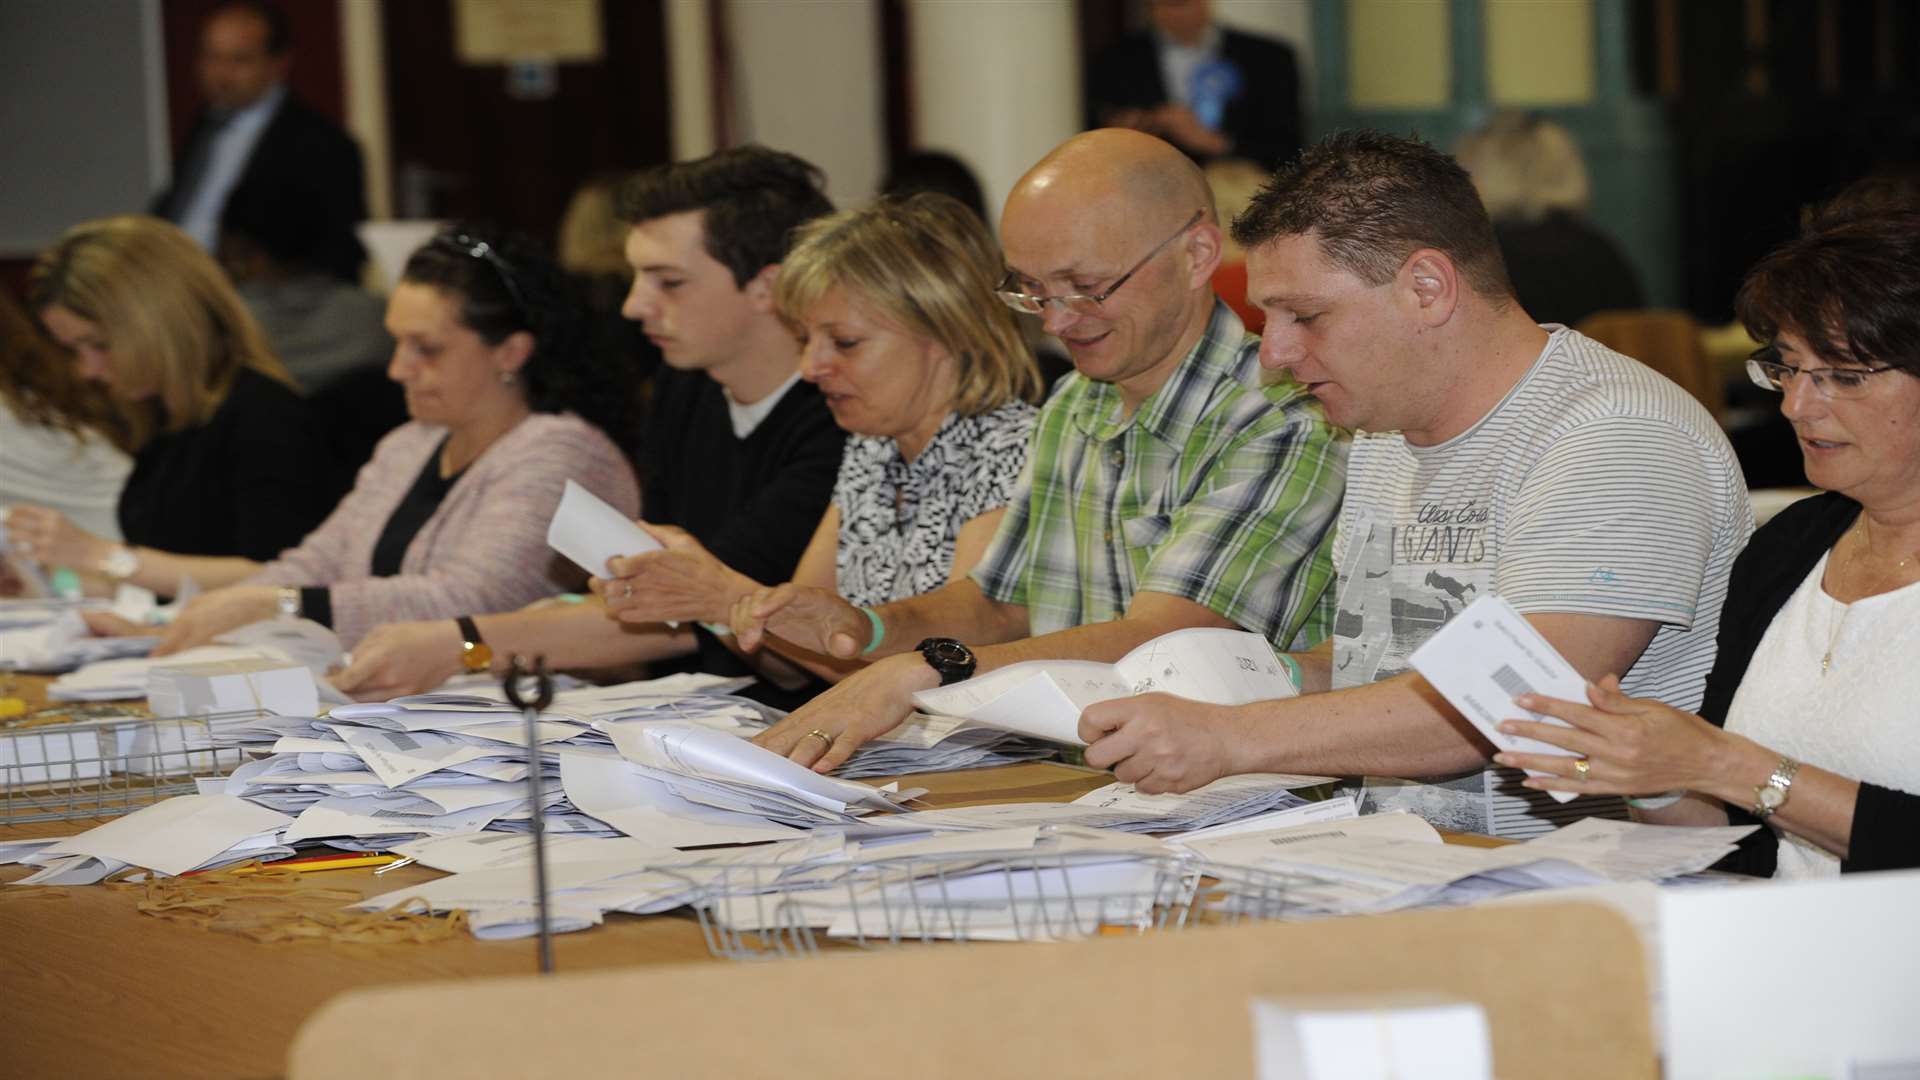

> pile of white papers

[
  {"left": 355, "top": 823, "right": 1192, "bottom": 943},
  {"left": 872, "top": 774, "right": 1336, "bottom": 835},
  {"left": 46, "top": 645, "right": 295, "bottom": 701},
  {"left": 832, "top": 712, "right": 1058, "bottom": 779},
  {"left": 1191, "top": 813, "right": 1758, "bottom": 918},
  {"left": 0, "top": 609, "right": 154, "bottom": 673},
  {"left": 10, "top": 795, "right": 293, "bottom": 884}
]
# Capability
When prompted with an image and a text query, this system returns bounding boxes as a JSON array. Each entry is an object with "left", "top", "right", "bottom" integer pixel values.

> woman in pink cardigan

[{"left": 142, "top": 227, "right": 639, "bottom": 651}]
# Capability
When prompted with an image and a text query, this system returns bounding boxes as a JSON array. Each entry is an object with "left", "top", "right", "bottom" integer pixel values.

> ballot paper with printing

[
  {"left": 546, "top": 478, "right": 659, "bottom": 577},
  {"left": 1406, "top": 593, "right": 1590, "bottom": 802},
  {"left": 909, "top": 627, "right": 1298, "bottom": 745}
]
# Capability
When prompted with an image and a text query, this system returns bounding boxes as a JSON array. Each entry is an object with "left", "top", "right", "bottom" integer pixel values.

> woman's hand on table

[
  {"left": 1493, "top": 674, "right": 1751, "bottom": 797},
  {"left": 331, "top": 620, "right": 464, "bottom": 701},
  {"left": 150, "top": 586, "right": 279, "bottom": 656},
  {"left": 750, "top": 652, "right": 929, "bottom": 772},
  {"left": 4, "top": 505, "right": 110, "bottom": 571}
]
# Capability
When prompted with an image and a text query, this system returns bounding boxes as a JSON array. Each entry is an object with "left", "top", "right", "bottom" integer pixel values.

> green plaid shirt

[{"left": 972, "top": 302, "right": 1347, "bottom": 648}]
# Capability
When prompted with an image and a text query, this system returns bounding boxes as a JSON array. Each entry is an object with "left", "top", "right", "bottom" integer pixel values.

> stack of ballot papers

[
  {"left": 8, "top": 795, "right": 293, "bottom": 884},
  {"left": 1186, "top": 811, "right": 1759, "bottom": 918},
  {"left": 346, "top": 824, "right": 1189, "bottom": 942},
  {"left": 47, "top": 644, "right": 302, "bottom": 701},
  {"left": 831, "top": 712, "right": 1059, "bottom": 779},
  {"left": 0, "top": 609, "right": 154, "bottom": 673},
  {"left": 874, "top": 773, "right": 1336, "bottom": 834}
]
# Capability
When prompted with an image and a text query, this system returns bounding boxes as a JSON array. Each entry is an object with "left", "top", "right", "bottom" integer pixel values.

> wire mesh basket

[
  {"left": 0, "top": 708, "right": 258, "bottom": 825},
  {"left": 671, "top": 848, "right": 1298, "bottom": 960}
]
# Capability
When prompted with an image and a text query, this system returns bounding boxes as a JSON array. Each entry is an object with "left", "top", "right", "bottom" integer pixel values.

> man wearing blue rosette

[{"left": 1085, "top": 0, "right": 1303, "bottom": 171}]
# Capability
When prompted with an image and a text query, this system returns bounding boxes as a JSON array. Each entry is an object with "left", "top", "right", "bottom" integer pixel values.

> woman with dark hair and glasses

[
  {"left": 42, "top": 225, "right": 640, "bottom": 653},
  {"left": 7, "top": 215, "right": 340, "bottom": 590},
  {"left": 1494, "top": 208, "right": 1920, "bottom": 878}
]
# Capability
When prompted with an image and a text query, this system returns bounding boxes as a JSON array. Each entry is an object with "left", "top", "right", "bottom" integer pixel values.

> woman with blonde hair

[
  {"left": 599, "top": 192, "right": 1043, "bottom": 683},
  {"left": 0, "top": 291, "right": 130, "bottom": 552},
  {"left": 6, "top": 215, "right": 340, "bottom": 591},
  {"left": 42, "top": 223, "right": 641, "bottom": 654}
]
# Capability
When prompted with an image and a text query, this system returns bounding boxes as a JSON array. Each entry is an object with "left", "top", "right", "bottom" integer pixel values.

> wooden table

[{"left": 0, "top": 756, "right": 1113, "bottom": 1080}]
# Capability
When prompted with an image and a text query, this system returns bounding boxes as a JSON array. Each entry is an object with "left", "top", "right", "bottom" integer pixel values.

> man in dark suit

[
  {"left": 152, "top": 0, "right": 366, "bottom": 281},
  {"left": 1084, "top": 0, "right": 1303, "bottom": 171}
]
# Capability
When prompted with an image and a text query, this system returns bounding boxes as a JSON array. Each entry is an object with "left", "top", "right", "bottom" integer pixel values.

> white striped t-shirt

[{"left": 1334, "top": 327, "right": 1753, "bottom": 837}]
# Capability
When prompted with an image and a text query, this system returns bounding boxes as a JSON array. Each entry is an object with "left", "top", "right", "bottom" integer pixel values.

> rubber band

[{"left": 860, "top": 606, "right": 886, "bottom": 656}]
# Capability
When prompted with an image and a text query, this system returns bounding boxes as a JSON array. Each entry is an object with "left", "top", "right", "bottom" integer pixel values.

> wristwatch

[
  {"left": 276, "top": 587, "right": 301, "bottom": 619},
  {"left": 916, "top": 638, "right": 977, "bottom": 686},
  {"left": 456, "top": 615, "right": 493, "bottom": 673},
  {"left": 98, "top": 545, "right": 141, "bottom": 580},
  {"left": 1751, "top": 756, "right": 1801, "bottom": 820}
]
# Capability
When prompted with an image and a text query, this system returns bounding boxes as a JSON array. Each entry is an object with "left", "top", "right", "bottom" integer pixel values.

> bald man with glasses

[{"left": 740, "top": 128, "right": 1345, "bottom": 772}]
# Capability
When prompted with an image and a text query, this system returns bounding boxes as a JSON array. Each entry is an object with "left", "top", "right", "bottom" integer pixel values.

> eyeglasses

[
  {"left": 996, "top": 210, "right": 1205, "bottom": 316},
  {"left": 1745, "top": 347, "right": 1901, "bottom": 400},
  {"left": 432, "top": 232, "right": 528, "bottom": 316}
]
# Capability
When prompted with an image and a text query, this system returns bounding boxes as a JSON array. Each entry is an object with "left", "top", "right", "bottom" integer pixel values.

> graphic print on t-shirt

[{"left": 1334, "top": 498, "right": 1495, "bottom": 688}]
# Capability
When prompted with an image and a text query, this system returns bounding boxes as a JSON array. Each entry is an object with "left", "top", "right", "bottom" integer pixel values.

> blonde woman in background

[
  {"left": 1454, "top": 112, "right": 1645, "bottom": 326},
  {"left": 6, "top": 216, "right": 341, "bottom": 594},
  {"left": 0, "top": 291, "right": 130, "bottom": 559},
  {"left": 599, "top": 192, "right": 1045, "bottom": 684}
]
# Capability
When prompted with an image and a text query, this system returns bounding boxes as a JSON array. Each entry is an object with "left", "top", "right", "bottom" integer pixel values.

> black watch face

[{"left": 922, "top": 639, "right": 972, "bottom": 667}]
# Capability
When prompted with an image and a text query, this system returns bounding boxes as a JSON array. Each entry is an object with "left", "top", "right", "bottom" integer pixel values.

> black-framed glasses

[
  {"left": 996, "top": 209, "right": 1205, "bottom": 316},
  {"left": 433, "top": 231, "right": 528, "bottom": 316},
  {"left": 1745, "top": 346, "right": 1901, "bottom": 400}
]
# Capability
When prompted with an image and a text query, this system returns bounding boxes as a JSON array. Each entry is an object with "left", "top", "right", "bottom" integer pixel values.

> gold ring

[
  {"left": 803, "top": 729, "right": 835, "bottom": 751},
  {"left": 1574, "top": 756, "right": 1591, "bottom": 779}
]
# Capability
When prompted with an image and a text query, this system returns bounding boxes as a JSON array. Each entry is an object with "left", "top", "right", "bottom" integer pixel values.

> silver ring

[
  {"left": 623, "top": 582, "right": 633, "bottom": 600},
  {"left": 339, "top": 651, "right": 355, "bottom": 670}
]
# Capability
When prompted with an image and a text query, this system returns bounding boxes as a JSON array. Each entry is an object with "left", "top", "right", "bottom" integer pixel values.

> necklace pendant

[{"left": 1821, "top": 651, "right": 1833, "bottom": 676}]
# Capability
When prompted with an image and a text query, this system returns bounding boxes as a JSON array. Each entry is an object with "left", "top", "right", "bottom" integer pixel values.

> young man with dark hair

[
  {"left": 1079, "top": 131, "right": 1753, "bottom": 838},
  {"left": 336, "top": 147, "right": 844, "bottom": 705}
]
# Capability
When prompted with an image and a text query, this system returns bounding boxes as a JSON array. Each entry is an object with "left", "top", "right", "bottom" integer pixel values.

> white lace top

[{"left": 1724, "top": 550, "right": 1920, "bottom": 879}]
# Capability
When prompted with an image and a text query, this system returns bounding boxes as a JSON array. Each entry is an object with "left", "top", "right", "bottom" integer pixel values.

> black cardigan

[{"left": 1703, "top": 491, "right": 1920, "bottom": 874}]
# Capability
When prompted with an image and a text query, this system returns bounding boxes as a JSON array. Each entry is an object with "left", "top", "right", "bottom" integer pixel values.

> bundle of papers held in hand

[
  {"left": 910, "top": 627, "right": 1298, "bottom": 745},
  {"left": 1406, "top": 593, "right": 1593, "bottom": 804}
]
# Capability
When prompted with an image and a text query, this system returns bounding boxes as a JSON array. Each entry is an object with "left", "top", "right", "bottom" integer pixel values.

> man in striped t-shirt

[{"left": 1080, "top": 131, "right": 1752, "bottom": 838}]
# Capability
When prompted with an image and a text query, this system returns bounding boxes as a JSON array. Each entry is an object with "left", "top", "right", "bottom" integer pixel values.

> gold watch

[{"left": 456, "top": 615, "right": 492, "bottom": 673}]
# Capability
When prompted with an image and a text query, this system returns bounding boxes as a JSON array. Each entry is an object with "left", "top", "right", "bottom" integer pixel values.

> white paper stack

[
  {"left": 46, "top": 644, "right": 290, "bottom": 701},
  {"left": 9, "top": 795, "right": 293, "bottom": 884},
  {"left": 832, "top": 712, "right": 1059, "bottom": 779},
  {"left": 1192, "top": 813, "right": 1759, "bottom": 919},
  {"left": 0, "top": 609, "right": 155, "bottom": 673}
]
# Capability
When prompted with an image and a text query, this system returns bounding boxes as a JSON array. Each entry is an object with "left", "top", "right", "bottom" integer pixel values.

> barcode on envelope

[
  {"left": 382, "top": 732, "right": 421, "bottom": 752},
  {"left": 1491, "top": 664, "right": 1535, "bottom": 700}
]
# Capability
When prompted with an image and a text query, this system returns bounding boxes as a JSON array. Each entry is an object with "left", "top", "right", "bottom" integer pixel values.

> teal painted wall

[{"left": 1309, "top": 0, "right": 1679, "bottom": 308}]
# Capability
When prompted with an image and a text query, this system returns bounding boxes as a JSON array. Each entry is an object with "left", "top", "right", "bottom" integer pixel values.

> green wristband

[
  {"left": 1277, "top": 653, "right": 1302, "bottom": 691},
  {"left": 859, "top": 606, "right": 886, "bottom": 656}
]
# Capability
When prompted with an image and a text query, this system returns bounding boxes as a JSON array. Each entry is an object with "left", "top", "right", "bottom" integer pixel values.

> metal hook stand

[{"left": 503, "top": 654, "right": 555, "bottom": 974}]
